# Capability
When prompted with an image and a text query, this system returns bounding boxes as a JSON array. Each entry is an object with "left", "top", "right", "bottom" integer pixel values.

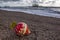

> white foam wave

[{"left": 0, "top": 8, "right": 60, "bottom": 18}]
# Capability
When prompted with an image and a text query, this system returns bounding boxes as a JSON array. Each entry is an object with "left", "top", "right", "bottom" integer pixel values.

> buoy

[{"left": 10, "top": 22, "right": 31, "bottom": 36}]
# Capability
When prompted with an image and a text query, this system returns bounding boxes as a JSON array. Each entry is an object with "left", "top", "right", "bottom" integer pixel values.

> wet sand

[{"left": 0, "top": 10, "right": 60, "bottom": 40}]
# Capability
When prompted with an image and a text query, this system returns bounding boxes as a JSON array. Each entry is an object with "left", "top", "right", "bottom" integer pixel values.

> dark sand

[{"left": 0, "top": 10, "right": 60, "bottom": 40}]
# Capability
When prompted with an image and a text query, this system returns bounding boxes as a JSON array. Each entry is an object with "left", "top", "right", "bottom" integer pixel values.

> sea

[{"left": 0, "top": 0, "right": 60, "bottom": 18}]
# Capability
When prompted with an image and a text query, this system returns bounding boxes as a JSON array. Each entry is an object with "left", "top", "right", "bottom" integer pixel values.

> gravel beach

[{"left": 0, "top": 10, "right": 60, "bottom": 40}]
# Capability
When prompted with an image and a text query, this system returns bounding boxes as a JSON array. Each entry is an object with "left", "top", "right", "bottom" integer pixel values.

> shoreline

[
  {"left": 0, "top": 10, "right": 60, "bottom": 40},
  {"left": 0, "top": 8, "right": 60, "bottom": 18}
]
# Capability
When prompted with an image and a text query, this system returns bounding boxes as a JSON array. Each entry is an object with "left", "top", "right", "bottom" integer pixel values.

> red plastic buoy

[{"left": 14, "top": 22, "right": 31, "bottom": 36}]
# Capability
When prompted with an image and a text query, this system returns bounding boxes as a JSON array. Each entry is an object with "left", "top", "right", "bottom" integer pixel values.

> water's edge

[{"left": 0, "top": 8, "right": 60, "bottom": 18}]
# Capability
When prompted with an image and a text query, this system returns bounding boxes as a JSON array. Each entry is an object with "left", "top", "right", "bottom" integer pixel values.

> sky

[
  {"left": 0, "top": 0, "right": 19, "bottom": 1},
  {"left": 0, "top": 0, "right": 60, "bottom": 7}
]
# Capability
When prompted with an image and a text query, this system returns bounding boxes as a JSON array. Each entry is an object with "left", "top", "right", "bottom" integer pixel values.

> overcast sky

[
  {"left": 0, "top": 0, "right": 19, "bottom": 1},
  {"left": 0, "top": 0, "right": 60, "bottom": 7}
]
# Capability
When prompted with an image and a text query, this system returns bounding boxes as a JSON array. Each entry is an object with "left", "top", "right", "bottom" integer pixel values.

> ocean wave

[{"left": 0, "top": 8, "right": 60, "bottom": 18}]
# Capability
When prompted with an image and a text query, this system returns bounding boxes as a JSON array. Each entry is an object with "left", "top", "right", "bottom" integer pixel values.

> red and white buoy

[{"left": 14, "top": 22, "right": 31, "bottom": 36}]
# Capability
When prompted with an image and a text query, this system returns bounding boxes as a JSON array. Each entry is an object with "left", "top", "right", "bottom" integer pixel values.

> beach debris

[
  {"left": 10, "top": 22, "right": 31, "bottom": 36},
  {"left": 10, "top": 21, "right": 17, "bottom": 29}
]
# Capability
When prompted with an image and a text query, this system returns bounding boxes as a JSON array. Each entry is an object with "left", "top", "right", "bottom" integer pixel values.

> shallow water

[{"left": 0, "top": 7, "right": 60, "bottom": 18}]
